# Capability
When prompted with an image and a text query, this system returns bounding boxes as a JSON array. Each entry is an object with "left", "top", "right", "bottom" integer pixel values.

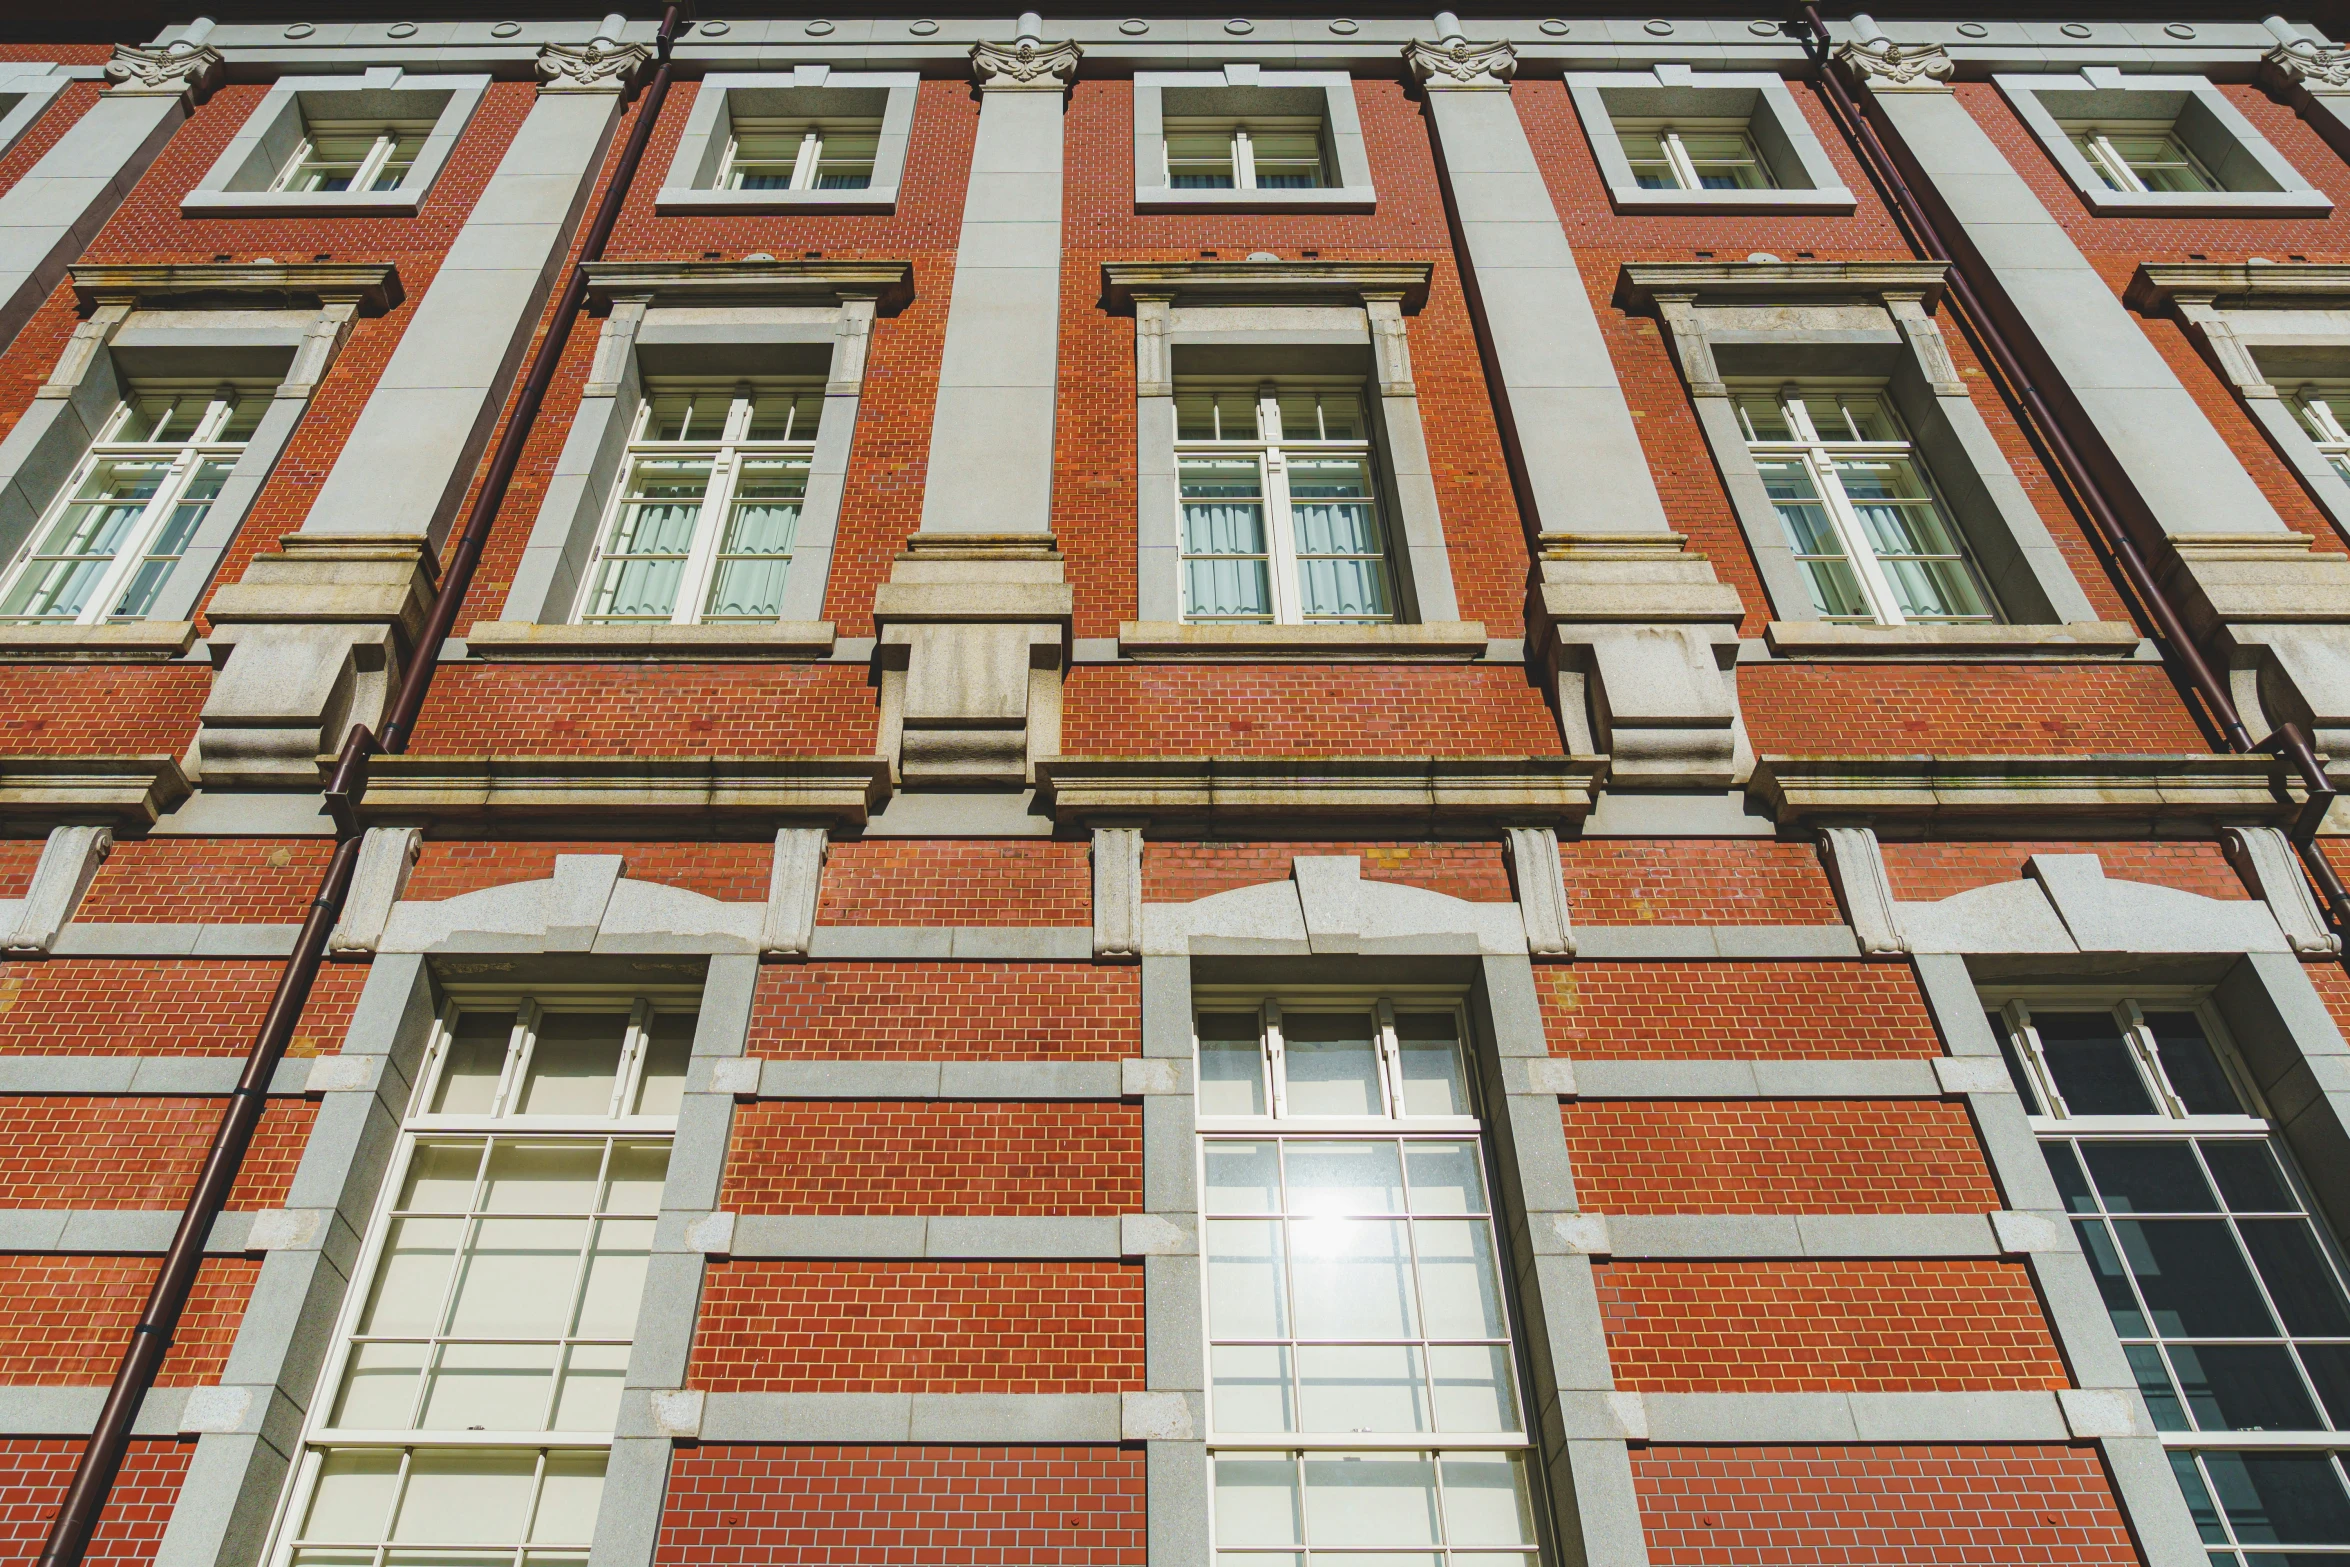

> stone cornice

[
  {"left": 1749, "top": 753, "right": 2300, "bottom": 831},
  {"left": 69, "top": 262, "right": 402, "bottom": 315},
  {"left": 1403, "top": 35, "right": 1517, "bottom": 91},
  {"left": 1102, "top": 260, "right": 1433, "bottom": 311},
  {"left": 2126, "top": 262, "right": 2350, "bottom": 313},
  {"left": 581, "top": 260, "right": 914, "bottom": 312},
  {"left": 0, "top": 758, "right": 191, "bottom": 830},
  {"left": 1616, "top": 260, "right": 1951, "bottom": 312},
  {"left": 1036, "top": 756, "right": 1602, "bottom": 829},
  {"left": 355, "top": 755, "right": 891, "bottom": 829}
]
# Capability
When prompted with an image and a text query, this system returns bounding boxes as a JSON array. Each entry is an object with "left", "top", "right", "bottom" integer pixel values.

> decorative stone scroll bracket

[
  {"left": 2, "top": 825, "right": 111, "bottom": 958},
  {"left": 1403, "top": 35, "right": 1517, "bottom": 92},
  {"left": 536, "top": 39, "right": 652, "bottom": 94},
  {"left": 971, "top": 36, "right": 1082, "bottom": 92},
  {"left": 103, "top": 41, "right": 224, "bottom": 99},
  {"left": 1092, "top": 825, "right": 1144, "bottom": 961}
]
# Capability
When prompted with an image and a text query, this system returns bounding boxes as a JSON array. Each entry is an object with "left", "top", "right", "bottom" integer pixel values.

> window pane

[
  {"left": 0, "top": 458, "right": 168, "bottom": 621},
  {"left": 1286, "top": 1141, "right": 1404, "bottom": 1214},
  {"left": 434, "top": 1012, "right": 513, "bottom": 1115},
  {"left": 484, "top": 1142, "right": 604, "bottom": 1214},
  {"left": 1181, "top": 456, "right": 1271, "bottom": 621},
  {"left": 1282, "top": 1014, "right": 1383, "bottom": 1117},
  {"left": 2240, "top": 1219, "right": 2350, "bottom": 1336},
  {"left": 2172, "top": 1451, "right": 2231, "bottom": 1543},
  {"left": 447, "top": 1217, "right": 586, "bottom": 1337},
  {"left": 402, "top": 1143, "right": 487, "bottom": 1211},
  {"left": 1619, "top": 132, "right": 1680, "bottom": 189},
  {"left": 2202, "top": 1452, "right": 2350, "bottom": 1544},
  {"left": 420, "top": 1341, "right": 557, "bottom": 1431},
  {"left": 1208, "top": 1219, "right": 1289, "bottom": 1336},
  {"left": 603, "top": 1142, "right": 669, "bottom": 1215},
  {"left": 358, "top": 1216, "right": 463, "bottom": 1336},
  {"left": 1168, "top": 131, "right": 1238, "bottom": 188},
  {"left": 2148, "top": 1012, "right": 2242, "bottom": 1115},
  {"left": 746, "top": 389, "right": 823, "bottom": 442},
  {"left": 1296, "top": 1343, "right": 1429, "bottom": 1432},
  {"left": 2083, "top": 1142, "right": 2217, "bottom": 1213},
  {"left": 1414, "top": 1220, "right": 1505, "bottom": 1339},
  {"left": 518, "top": 1013, "right": 627, "bottom": 1117},
  {"left": 2116, "top": 1219, "right": 2279, "bottom": 1337},
  {"left": 530, "top": 1453, "right": 605, "bottom": 1544},
  {"left": 331, "top": 1341, "right": 426, "bottom": 1428},
  {"left": 1754, "top": 457, "right": 1870, "bottom": 621},
  {"left": 1395, "top": 1015, "right": 1468, "bottom": 1118},
  {"left": 1303, "top": 1453, "right": 1439, "bottom": 1545},
  {"left": 574, "top": 1217, "right": 654, "bottom": 1335},
  {"left": 2033, "top": 1010, "right": 2158, "bottom": 1115},
  {"left": 1212, "top": 1342, "right": 1294, "bottom": 1431},
  {"left": 1440, "top": 1453, "right": 1536, "bottom": 1546},
  {"left": 1289, "top": 456, "right": 1391, "bottom": 621},
  {"left": 2206, "top": 1143, "right": 2295, "bottom": 1213},
  {"left": 390, "top": 1451, "right": 536, "bottom": 1544},
  {"left": 1205, "top": 1141, "right": 1282, "bottom": 1214},
  {"left": 1428, "top": 1343, "right": 1517, "bottom": 1432},
  {"left": 2170, "top": 1343, "right": 2318, "bottom": 1432},
  {"left": 1404, "top": 1143, "right": 1486, "bottom": 1217},
  {"left": 2128, "top": 1342, "right": 2189, "bottom": 1430},
  {"left": 631, "top": 1015, "right": 692, "bottom": 1118},
  {"left": 1216, "top": 1454, "right": 1304, "bottom": 1545},
  {"left": 1200, "top": 1011, "right": 1269, "bottom": 1117},
  {"left": 1290, "top": 1218, "right": 1417, "bottom": 1339},
  {"left": 2044, "top": 1142, "right": 2096, "bottom": 1213},
  {"left": 552, "top": 1342, "right": 630, "bottom": 1431},
  {"left": 2301, "top": 1344, "right": 2350, "bottom": 1429},
  {"left": 301, "top": 1450, "right": 403, "bottom": 1542},
  {"left": 2078, "top": 1219, "right": 2149, "bottom": 1336}
]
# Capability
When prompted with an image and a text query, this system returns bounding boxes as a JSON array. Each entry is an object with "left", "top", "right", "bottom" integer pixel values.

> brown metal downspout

[
  {"left": 34, "top": 10, "right": 684, "bottom": 1565},
  {"left": 1791, "top": 4, "right": 2350, "bottom": 935}
]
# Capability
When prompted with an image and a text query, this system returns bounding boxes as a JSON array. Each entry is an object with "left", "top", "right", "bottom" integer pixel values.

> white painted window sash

[
  {"left": 275, "top": 129, "right": 406, "bottom": 193},
  {"left": 1757, "top": 390, "right": 1917, "bottom": 626}
]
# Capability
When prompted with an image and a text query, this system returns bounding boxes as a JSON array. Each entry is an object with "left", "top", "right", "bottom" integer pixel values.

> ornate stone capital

[
  {"left": 971, "top": 36, "right": 1081, "bottom": 92},
  {"left": 1404, "top": 36, "right": 1517, "bottom": 91},
  {"left": 1836, "top": 38, "right": 1955, "bottom": 93},
  {"left": 535, "top": 39, "right": 652, "bottom": 94},
  {"left": 2265, "top": 41, "right": 2350, "bottom": 95},
  {"left": 103, "top": 41, "right": 223, "bottom": 98}
]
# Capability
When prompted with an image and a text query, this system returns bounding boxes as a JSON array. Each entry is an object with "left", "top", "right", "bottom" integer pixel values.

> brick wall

[
  {"left": 1062, "top": 664, "right": 1563, "bottom": 757},
  {"left": 1141, "top": 841, "right": 1513, "bottom": 903},
  {"left": 749, "top": 964, "right": 1136, "bottom": 1059},
  {"left": 0, "top": 960, "right": 364, "bottom": 1055},
  {"left": 404, "top": 663, "right": 881, "bottom": 756},
  {"left": 690, "top": 1261, "right": 1143, "bottom": 1394},
  {"left": 0, "top": 842, "right": 41, "bottom": 903},
  {"left": 1541, "top": 962, "right": 1942, "bottom": 1059},
  {"left": 1593, "top": 1259, "right": 2068, "bottom": 1391},
  {"left": 78, "top": 839, "right": 341, "bottom": 924},
  {"left": 1563, "top": 1100, "right": 2000, "bottom": 1214},
  {"left": 0, "top": 1439, "right": 191, "bottom": 1567},
  {"left": 1742, "top": 661, "right": 2210, "bottom": 757},
  {"left": 0, "top": 667, "right": 209, "bottom": 760},
  {"left": 0, "top": 1256, "right": 256, "bottom": 1385},
  {"left": 1631, "top": 1444, "right": 2140, "bottom": 1566},
  {"left": 405, "top": 841, "right": 774, "bottom": 903},
  {"left": 1558, "top": 840, "right": 1840, "bottom": 925},
  {"left": 1881, "top": 837, "right": 2251, "bottom": 902},
  {"left": 722, "top": 1103, "right": 1140, "bottom": 1216},
  {"left": 654, "top": 1445, "right": 1145, "bottom": 1567},
  {"left": 0, "top": 1096, "right": 313, "bottom": 1209},
  {"left": 816, "top": 841, "right": 1091, "bottom": 927}
]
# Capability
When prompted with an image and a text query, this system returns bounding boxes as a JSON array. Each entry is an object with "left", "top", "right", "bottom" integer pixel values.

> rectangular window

[
  {"left": 577, "top": 382, "right": 821, "bottom": 625},
  {"left": 2063, "top": 123, "right": 2219, "bottom": 194},
  {"left": 2298, "top": 388, "right": 2350, "bottom": 485},
  {"left": 274, "top": 118, "right": 434, "bottom": 193},
  {"left": 267, "top": 996, "right": 693, "bottom": 1567},
  {"left": 1198, "top": 998, "right": 1541, "bottom": 1567},
  {"left": 1735, "top": 385, "right": 1997, "bottom": 626},
  {"left": 1993, "top": 996, "right": 2350, "bottom": 1565},
  {"left": 720, "top": 117, "right": 880, "bottom": 191},
  {"left": 1174, "top": 382, "right": 1394, "bottom": 625},
  {"left": 1616, "top": 120, "right": 1775, "bottom": 192},
  {"left": 1164, "top": 118, "right": 1330, "bottom": 191},
  {"left": 0, "top": 383, "right": 267, "bottom": 625}
]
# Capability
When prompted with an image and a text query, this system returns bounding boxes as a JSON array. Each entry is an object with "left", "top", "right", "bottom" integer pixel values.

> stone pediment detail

[
  {"left": 1895, "top": 853, "right": 2287, "bottom": 956},
  {"left": 379, "top": 854, "right": 761, "bottom": 955},
  {"left": 1142, "top": 854, "right": 1526, "bottom": 957}
]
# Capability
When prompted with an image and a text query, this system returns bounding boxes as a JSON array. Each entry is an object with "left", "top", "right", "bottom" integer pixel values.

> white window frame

[
  {"left": 1133, "top": 72, "right": 1377, "bottom": 215},
  {"left": 1194, "top": 991, "right": 1542, "bottom": 1565},
  {"left": 1566, "top": 69, "right": 1856, "bottom": 214},
  {"left": 1615, "top": 118, "right": 1775, "bottom": 193},
  {"left": 262, "top": 993, "right": 692, "bottom": 1567},
  {"left": 1162, "top": 116, "right": 1330, "bottom": 193},
  {"left": 718, "top": 117, "right": 881, "bottom": 192},
  {"left": 0, "top": 384, "right": 262, "bottom": 626},
  {"left": 2298, "top": 387, "right": 2350, "bottom": 485},
  {"left": 271, "top": 118, "right": 433, "bottom": 195},
  {"left": 2062, "top": 121, "right": 2220, "bottom": 196},
  {"left": 1995, "top": 70, "right": 2330, "bottom": 217},
  {"left": 181, "top": 73, "right": 488, "bottom": 218},
  {"left": 1734, "top": 382, "right": 1998, "bottom": 627},
  {"left": 1174, "top": 380, "right": 1396, "bottom": 627},
  {"left": 573, "top": 381, "right": 822, "bottom": 626},
  {"left": 654, "top": 73, "right": 916, "bottom": 216}
]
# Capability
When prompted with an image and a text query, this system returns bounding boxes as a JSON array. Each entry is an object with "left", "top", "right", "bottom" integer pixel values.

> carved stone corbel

[
  {"left": 103, "top": 41, "right": 223, "bottom": 98},
  {"left": 1403, "top": 36, "right": 1518, "bottom": 92},
  {"left": 971, "top": 36, "right": 1082, "bottom": 92},
  {"left": 1836, "top": 38, "right": 1955, "bottom": 94},
  {"left": 536, "top": 39, "right": 652, "bottom": 94}
]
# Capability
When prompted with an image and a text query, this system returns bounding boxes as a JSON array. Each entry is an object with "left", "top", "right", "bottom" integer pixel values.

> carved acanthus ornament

[
  {"left": 1403, "top": 36, "right": 1518, "bottom": 91},
  {"left": 102, "top": 42, "right": 223, "bottom": 97},
  {"left": 2266, "top": 40, "right": 2350, "bottom": 94},
  {"left": 970, "top": 36, "right": 1082, "bottom": 92},
  {"left": 1836, "top": 38, "right": 1955, "bottom": 93},
  {"left": 535, "top": 39, "right": 652, "bottom": 93}
]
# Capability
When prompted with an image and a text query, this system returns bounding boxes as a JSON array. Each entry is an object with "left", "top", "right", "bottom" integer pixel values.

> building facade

[{"left": 4, "top": 4, "right": 2350, "bottom": 1565}]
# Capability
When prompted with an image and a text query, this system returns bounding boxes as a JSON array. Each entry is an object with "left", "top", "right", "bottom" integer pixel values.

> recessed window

[
  {"left": 1993, "top": 996, "right": 2350, "bottom": 1565},
  {"left": 1735, "top": 385, "right": 1997, "bottom": 626},
  {"left": 0, "top": 383, "right": 267, "bottom": 625},
  {"left": 1175, "top": 380, "right": 1393, "bottom": 625},
  {"left": 1619, "top": 120, "right": 1775, "bottom": 193},
  {"left": 267, "top": 996, "right": 691, "bottom": 1567},
  {"left": 720, "top": 117, "right": 880, "bottom": 192},
  {"left": 1196, "top": 998, "right": 1540, "bottom": 1566},
  {"left": 2297, "top": 388, "right": 2350, "bottom": 484},
  {"left": 274, "top": 118, "right": 433, "bottom": 194},
  {"left": 577, "top": 381, "right": 823, "bottom": 626},
  {"left": 1164, "top": 118, "right": 1329, "bottom": 191},
  {"left": 2064, "top": 122, "right": 2217, "bottom": 195}
]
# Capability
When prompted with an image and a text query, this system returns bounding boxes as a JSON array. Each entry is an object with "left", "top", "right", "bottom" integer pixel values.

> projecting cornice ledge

[
  {"left": 581, "top": 260, "right": 915, "bottom": 312},
  {"left": 1035, "top": 756, "right": 1602, "bottom": 830},
  {"left": 1749, "top": 753, "right": 2300, "bottom": 832},
  {"left": 353, "top": 756, "right": 891, "bottom": 829},
  {"left": 0, "top": 758, "right": 192, "bottom": 830},
  {"left": 69, "top": 262, "right": 403, "bottom": 314},
  {"left": 1101, "top": 260, "right": 1434, "bottom": 310},
  {"left": 1615, "top": 260, "right": 1951, "bottom": 311},
  {"left": 2127, "top": 262, "right": 2350, "bottom": 312}
]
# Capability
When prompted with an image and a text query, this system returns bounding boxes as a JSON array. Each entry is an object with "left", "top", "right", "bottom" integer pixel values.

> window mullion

[
  {"left": 1263, "top": 1001, "right": 1287, "bottom": 1119},
  {"left": 1264, "top": 449, "right": 1301, "bottom": 624},
  {"left": 671, "top": 450, "right": 736, "bottom": 624},
  {"left": 1811, "top": 447, "right": 1908, "bottom": 626},
  {"left": 1665, "top": 130, "right": 1700, "bottom": 191},
  {"left": 75, "top": 448, "right": 195, "bottom": 627},
  {"left": 1234, "top": 127, "right": 1256, "bottom": 191},
  {"left": 792, "top": 129, "right": 821, "bottom": 192}
]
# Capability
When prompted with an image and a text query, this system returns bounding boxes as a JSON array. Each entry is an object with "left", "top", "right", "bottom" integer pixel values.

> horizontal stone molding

[
  {"left": 1748, "top": 753, "right": 2299, "bottom": 829},
  {"left": 464, "top": 621, "right": 838, "bottom": 661},
  {"left": 710, "top": 1214, "right": 1126, "bottom": 1260},
  {"left": 68, "top": 261, "right": 403, "bottom": 314},
  {"left": 1603, "top": 1390, "right": 2073, "bottom": 1445},
  {"left": 1115, "top": 621, "right": 1489, "bottom": 662},
  {"left": 0, "top": 1207, "right": 261, "bottom": 1256},
  {"left": 1565, "top": 1212, "right": 2013, "bottom": 1260},
  {"left": 580, "top": 259, "right": 913, "bottom": 312},
  {"left": 0, "top": 623, "right": 198, "bottom": 663},
  {"left": 356, "top": 755, "right": 891, "bottom": 828},
  {"left": 1037, "top": 756, "right": 1601, "bottom": 829},
  {"left": 0, "top": 1385, "right": 189, "bottom": 1438},
  {"left": 1761, "top": 621, "right": 2143, "bottom": 659},
  {"left": 805, "top": 926, "right": 1094, "bottom": 961},
  {"left": 51, "top": 922, "right": 299, "bottom": 958},
  {"left": 750, "top": 1058, "right": 1126, "bottom": 1101},
  {"left": 0, "top": 1055, "right": 315, "bottom": 1096},
  {"left": 0, "top": 757, "right": 192, "bottom": 829},
  {"left": 1569, "top": 925, "right": 1860, "bottom": 960},
  {"left": 1616, "top": 258, "right": 1952, "bottom": 311},
  {"left": 677, "top": 1391, "right": 1123, "bottom": 1444},
  {"left": 1556, "top": 1058, "right": 1948, "bottom": 1100},
  {"left": 1102, "top": 259, "right": 1433, "bottom": 310}
]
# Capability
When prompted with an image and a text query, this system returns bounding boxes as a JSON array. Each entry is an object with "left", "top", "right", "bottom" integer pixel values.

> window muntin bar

[
  {"left": 720, "top": 117, "right": 881, "bottom": 191},
  {"left": 1735, "top": 386, "right": 1997, "bottom": 626},
  {"left": 0, "top": 384, "right": 265, "bottom": 625},
  {"left": 1618, "top": 120, "right": 1775, "bottom": 192},
  {"left": 1163, "top": 117, "right": 1330, "bottom": 191},
  {"left": 578, "top": 383, "right": 820, "bottom": 625},
  {"left": 2064, "top": 122, "right": 2220, "bottom": 194},
  {"left": 1173, "top": 382, "right": 1395, "bottom": 625},
  {"left": 275, "top": 119, "right": 434, "bottom": 193},
  {"left": 1997, "top": 996, "right": 2350, "bottom": 1563}
]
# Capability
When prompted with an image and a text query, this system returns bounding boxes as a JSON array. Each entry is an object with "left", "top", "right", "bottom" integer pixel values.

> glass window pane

[
  {"left": 1296, "top": 1343, "right": 1428, "bottom": 1432},
  {"left": 575, "top": 1217, "right": 654, "bottom": 1336},
  {"left": 1395, "top": 1015, "right": 1467, "bottom": 1118},
  {"left": 447, "top": 1217, "right": 586, "bottom": 1337},
  {"left": 2033, "top": 1010, "right": 2159, "bottom": 1116},
  {"left": 301, "top": 1449, "right": 403, "bottom": 1542},
  {"left": 2300, "top": 1343, "right": 2350, "bottom": 1429},
  {"left": 1211, "top": 1343, "right": 1294, "bottom": 1432},
  {"left": 484, "top": 1142, "right": 604, "bottom": 1213},
  {"left": 1302, "top": 1453, "right": 1439, "bottom": 1545},
  {"left": 1428, "top": 1344, "right": 1518, "bottom": 1432},
  {"left": 2116, "top": 1219, "right": 2279, "bottom": 1337},
  {"left": 1404, "top": 1143, "right": 1486, "bottom": 1217},
  {"left": 2240, "top": 1219, "right": 2350, "bottom": 1336},
  {"left": 1205, "top": 1141, "right": 1282, "bottom": 1214},
  {"left": 2083, "top": 1143, "right": 2218, "bottom": 1213},
  {"left": 2203, "top": 1452, "right": 2350, "bottom": 1544},
  {"left": 2148, "top": 1012, "right": 2243, "bottom": 1115},
  {"left": 631, "top": 1014, "right": 692, "bottom": 1118},
  {"left": 1208, "top": 1218, "right": 1289, "bottom": 1337},
  {"left": 1282, "top": 1014, "right": 1383, "bottom": 1116},
  {"left": 2206, "top": 1142, "right": 2295, "bottom": 1213},
  {"left": 530, "top": 1453, "right": 605, "bottom": 1544},
  {"left": 2170, "top": 1343, "right": 2319, "bottom": 1432},
  {"left": 402, "top": 1142, "right": 487, "bottom": 1212},
  {"left": 602, "top": 1143, "right": 668, "bottom": 1216},
  {"left": 518, "top": 1013, "right": 627, "bottom": 1116},
  {"left": 391, "top": 1451, "right": 536, "bottom": 1545},
  {"left": 420, "top": 1341, "right": 557, "bottom": 1430},
  {"left": 1200, "top": 1013, "right": 1268, "bottom": 1117},
  {"left": 2045, "top": 1143, "right": 2097, "bottom": 1214},
  {"left": 1439, "top": 1453, "right": 1535, "bottom": 1546},
  {"left": 1414, "top": 1219, "right": 1505, "bottom": 1339},
  {"left": 2172, "top": 1451, "right": 2231, "bottom": 1543},
  {"left": 1285, "top": 1142, "right": 1404, "bottom": 1215},
  {"left": 552, "top": 1342, "right": 630, "bottom": 1431},
  {"left": 358, "top": 1216, "right": 463, "bottom": 1336},
  {"left": 1215, "top": 1455, "right": 1304, "bottom": 1546},
  {"left": 1290, "top": 1218, "right": 1417, "bottom": 1339},
  {"left": 330, "top": 1341, "right": 426, "bottom": 1429},
  {"left": 434, "top": 1012, "right": 514, "bottom": 1115},
  {"left": 2078, "top": 1218, "right": 2149, "bottom": 1336},
  {"left": 2127, "top": 1342, "right": 2189, "bottom": 1431}
]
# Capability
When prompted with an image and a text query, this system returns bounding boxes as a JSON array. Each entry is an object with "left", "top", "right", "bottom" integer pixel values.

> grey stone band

[
  {"left": 674, "top": 1391, "right": 1125, "bottom": 1443},
  {"left": 51, "top": 923, "right": 302, "bottom": 957},
  {"left": 712, "top": 1213, "right": 1129, "bottom": 1260},
  {"left": 1559, "top": 1059, "right": 1947, "bottom": 1099},
  {"left": 0, "top": 1384, "right": 191, "bottom": 1436},
  {"left": 807, "top": 927, "right": 1093, "bottom": 960},
  {"left": 0, "top": 1208, "right": 263, "bottom": 1255},
  {"left": 752, "top": 1059, "right": 1124, "bottom": 1100},
  {"left": 0, "top": 1055, "right": 316, "bottom": 1095},
  {"left": 1579, "top": 1212, "right": 2021, "bottom": 1260},
  {"left": 1602, "top": 1389, "right": 2078, "bottom": 1444},
  {"left": 1569, "top": 926, "right": 1862, "bottom": 959}
]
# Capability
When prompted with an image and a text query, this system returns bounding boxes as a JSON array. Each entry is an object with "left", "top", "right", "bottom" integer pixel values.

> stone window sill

[
  {"left": 179, "top": 190, "right": 426, "bottom": 218},
  {"left": 2072, "top": 188, "right": 2332, "bottom": 218},
  {"left": 1135, "top": 187, "right": 1375, "bottom": 215},
  {"left": 465, "top": 621, "right": 836, "bottom": 661},
  {"left": 1117, "top": 620, "right": 1487, "bottom": 661},
  {"left": 1600, "top": 185, "right": 1855, "bottom": 215},
  {"left": 0, "top": 622, "right": 197, "bottom": 662},
  {"left": 1762, "top": 621, "right": 2144, "bottom": 659},
  {"left": 652, "top": 186, "right": 898, "bottom": 216}
]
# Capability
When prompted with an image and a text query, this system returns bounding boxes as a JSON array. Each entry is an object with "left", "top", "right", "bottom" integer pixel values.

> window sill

[
  {"left": 1600, "top": 185, "right": 1856, "bottom": 215},
  {"left": 1117, "top": 621, "right": 1488, "bottom": 661},
  {"left": 179, "top": 189, "right": 426, "bottom": 218},
  {"left": 651, "top": 186, "right": 898, "bottom": 216},
  {"left": 1135, "top": 187, "right": 1375, "bottom": 215},
  {"left": 2068, "top": 187, "right": 2332, "bottom": 217},
  {"left": 1762, "top": 621, "right": 2144, "bottom": 659},
  {"left": 465, "top": 621, "right": 837, "bottom": 661},
  {"left": 0, "top": 622, "right": 197, "bottom": 662}
]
